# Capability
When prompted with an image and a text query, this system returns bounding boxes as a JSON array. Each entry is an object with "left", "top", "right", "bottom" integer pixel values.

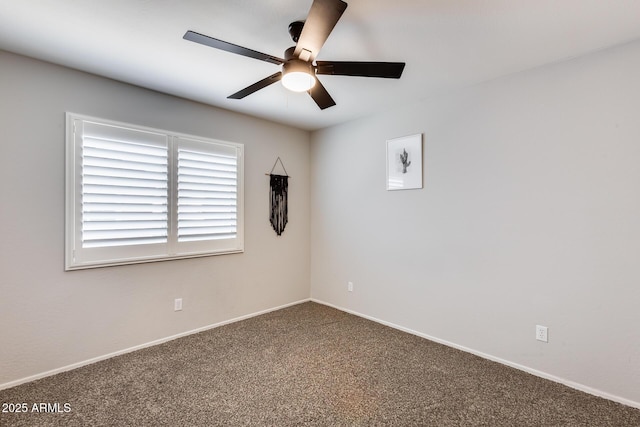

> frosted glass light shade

[
  {"left": 282, "top": 71, "right": 316, "bottom": 92},
  {"left": 282, "top": 59, "right": 316, "bottom": 92}
]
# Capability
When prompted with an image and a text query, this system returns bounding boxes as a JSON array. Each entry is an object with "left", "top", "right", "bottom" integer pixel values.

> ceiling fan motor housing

[
  {"left": 284, "top": 46, "right": 297, "bottom": 61},
  {"left": 282, "top": 58, "right": 314, "bottom": 76},
  {"left": 288, "top": 21, "right": 305, "bottom": 43}
]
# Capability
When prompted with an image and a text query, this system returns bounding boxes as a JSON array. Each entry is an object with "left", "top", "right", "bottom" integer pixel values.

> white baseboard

[
  {"left": 0, "top": 298, "right": 311, "bottom": 391},
  {"left": 311, "top": 298, "right": 640, "bottom": 410}
]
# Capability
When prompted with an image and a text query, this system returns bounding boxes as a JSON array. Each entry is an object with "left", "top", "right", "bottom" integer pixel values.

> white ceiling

[{"left": 2, "top": 0, "right": 640, "bottom": 131}]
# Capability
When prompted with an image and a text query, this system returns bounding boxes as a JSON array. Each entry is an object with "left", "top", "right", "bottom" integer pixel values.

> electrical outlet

[
  {"left": 174, "top": 298, "right": 183, "bottom": 311},
  {"left": 348, "top": 281, "right": 353, "bottom": 292},
  {"left": 536, "top": 325, "right": 548, "bottom": 342}
]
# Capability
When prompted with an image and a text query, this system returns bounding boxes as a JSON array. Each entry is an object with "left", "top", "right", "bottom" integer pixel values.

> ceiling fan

[{"left": 183, "top": 0, "right": 405, "bottom": 110}]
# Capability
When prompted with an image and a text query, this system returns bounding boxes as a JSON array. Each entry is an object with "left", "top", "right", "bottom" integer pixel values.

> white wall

[
  {"left": 0, "top": 51, "right": 310, "bottom": 387},
  {"left": 310, "top": 40, "right": 640, "bottom": 406}
]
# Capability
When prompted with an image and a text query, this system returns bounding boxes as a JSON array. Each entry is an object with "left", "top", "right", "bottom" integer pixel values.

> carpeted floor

[{"left": 1, "top": 302, "right": 639, "bottom": 426}]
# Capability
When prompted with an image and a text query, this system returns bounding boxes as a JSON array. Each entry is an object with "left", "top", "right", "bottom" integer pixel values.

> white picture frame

[{"left": 386, "top": 133, "right": 423, "bottom": 190}]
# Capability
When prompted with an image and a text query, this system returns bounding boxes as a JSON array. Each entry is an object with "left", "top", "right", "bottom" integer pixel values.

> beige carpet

[{"left": 1, "top": 302, "right": 639, "bottom": 426}]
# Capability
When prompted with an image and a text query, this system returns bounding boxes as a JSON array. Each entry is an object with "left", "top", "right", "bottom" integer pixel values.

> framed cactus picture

[{"left": 386, "top": 133, "right": 423, "bottom": 190}]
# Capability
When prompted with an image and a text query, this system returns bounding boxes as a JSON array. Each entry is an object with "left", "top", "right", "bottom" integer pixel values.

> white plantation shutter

[
  {"left": 81, "top": 122, "right": 169, "bottom": 248},
  {"left": 66, "top": 114, "right": 244, "bottom": 270},
  {"left": 177, "top": 139, "right": 238, "bottom": 243}
]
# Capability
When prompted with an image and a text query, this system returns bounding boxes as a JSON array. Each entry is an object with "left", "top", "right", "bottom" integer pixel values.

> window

[{"left": 65, "top": 113, "right": 243, "bottom": 270}]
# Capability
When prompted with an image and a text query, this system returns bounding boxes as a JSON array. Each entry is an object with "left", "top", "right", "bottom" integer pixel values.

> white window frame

[{"left": 65, "top": 113, "right": 244, "bottom": 270}]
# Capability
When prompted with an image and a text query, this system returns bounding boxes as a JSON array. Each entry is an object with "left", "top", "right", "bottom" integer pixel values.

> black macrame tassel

[{"left": 270, "top": 174, "right": 288, "bottom": 236}]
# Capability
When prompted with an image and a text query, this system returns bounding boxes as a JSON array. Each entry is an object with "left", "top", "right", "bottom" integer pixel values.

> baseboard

[
  {"left": 0, "top": 298, "right": 311, "bottom": 391},
  {"left": 311, "top": 298, "right": 640, "bottom": 410}
]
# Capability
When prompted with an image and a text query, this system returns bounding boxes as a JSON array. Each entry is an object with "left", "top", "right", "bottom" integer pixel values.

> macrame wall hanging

[{"left": 267, "top": 157, "right": 289, "bottom": 236}]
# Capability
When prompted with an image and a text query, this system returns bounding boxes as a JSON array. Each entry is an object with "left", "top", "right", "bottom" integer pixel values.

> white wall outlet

[
  {"left": 174, "top": 298, "right": 183, "bottom": 311},
  {"left": 348, "top": 281, "right": 353, "bottom": 292},
  {"left": 536, "top": 325, "right": 548, "bottom": 342}
]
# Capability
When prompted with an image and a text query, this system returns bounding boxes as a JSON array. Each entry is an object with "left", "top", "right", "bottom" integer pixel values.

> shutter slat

[
  {"left": 84, "top": 228, "right": 167, "bottom": 240},
  {"left": 178, "top": 212, "right": 236, "bottom": 220},
  {"left": 83, "top": 203, "right": 168, "bottom": 213},
  {"left": 179, "top": 225, "right": 236, "bottom": 234},
  {"left": 84, "top": 194, "right": 167, "bottom": 204},
  {"left": 178, "top": 169, "right": 237, "bottom": 179},
  {"left": 84, "top": 166, "right": 166, "bottom": 181},
  {"left": 178, "top": 233, "right": 237, "bottom": 242},
  {"left": 84, "top": 175, "right": 167, "bottom": 189},
  {"left": 84, "top": 212, "right": 167, "bottom": 221},
  {"left": 178, "top": 175, "right": 236, "bottom": 186},
  {"left": 83, "top": 221, "right": 168, "bottom": 231},
  {"left": 178, "top": 190, "right": 237, "bottom": 199},
  {"left": 83, "top": 156, "right": 167, "bottom": 173},
  {"left": 83, "top": 237, "right": 167, "bottom": 249},
  {"left": 179, "top": 159, "right": 237, "bottom": 173},
  {"left": 84, "top": 185, "right": 167, "bottom": 197},
  {"left": 179, "top": 220, "right": 236, "bottom": 228},
  {"left": 178, "top": 205, "right": 236, "bottom": 213},
  {"left": 84, "top": 137, "right": 167, "bottom": 158},
  {"left": 179, "top": 150, "right": 236, "bottom": 164},
  {"left": 178, "top": 182, "right": 236, "bottom": 192},
  {"left": 84, "top": 147, "right": 167, "bottom": 165}
]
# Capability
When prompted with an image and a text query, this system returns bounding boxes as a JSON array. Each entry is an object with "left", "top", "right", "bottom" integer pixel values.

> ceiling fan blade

[
  {"left": 184, "top": 31, "right": 284, "bottom": 65},
  {"left": 294, "top": 0, "right": 347, "bottom": 62},
  {"left": 308, "top": 78, "right": 336, "bottom": 110},
  {"left": 315, "top": 61, "right": 406, "bottom": 78},
  {"left": 228, "top": 72, "right": 283, "bottom": 99}
]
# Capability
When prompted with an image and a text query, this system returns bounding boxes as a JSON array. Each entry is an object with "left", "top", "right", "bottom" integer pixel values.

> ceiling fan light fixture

[
  {"left": 184, "top": 0, "right": 404, "bottom": 109},
  {"left": 282, "top": 60, "right": 316, "bottom": 92}
]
